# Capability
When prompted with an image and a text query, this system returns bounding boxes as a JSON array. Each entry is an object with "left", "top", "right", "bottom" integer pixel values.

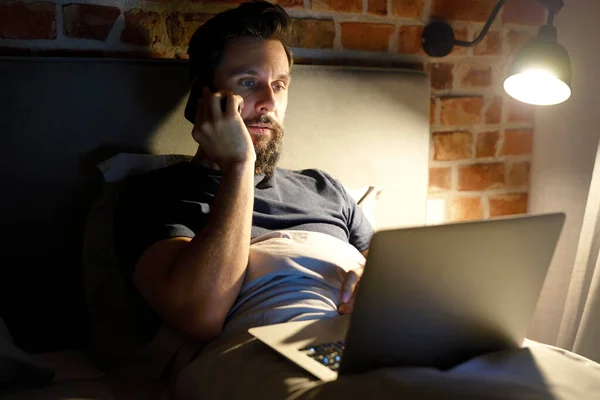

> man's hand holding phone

[{"left": 192, "top": 87, "right": 256, "bottom": 172}]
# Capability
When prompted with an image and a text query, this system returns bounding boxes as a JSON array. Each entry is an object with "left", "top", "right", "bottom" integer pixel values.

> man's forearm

[{"left": 165, "top": 162, "right": 255, "bottom": 334}]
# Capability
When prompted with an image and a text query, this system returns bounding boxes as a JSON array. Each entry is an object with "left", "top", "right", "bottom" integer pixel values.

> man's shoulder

[
  {"left": 117, "top": 162, "right": 209, "bottom": 206},
  {"left": 275, "top": 167, "right": 334, "bottom": 182},
  {"left": 274, "top": 167, "right": 344, "bottom": 193},
  {"left": 124, "top": 161, "right": 213, "bottom": 191},
  {"left": 119, "top": 162, "right": 176, "bottom": 193}
]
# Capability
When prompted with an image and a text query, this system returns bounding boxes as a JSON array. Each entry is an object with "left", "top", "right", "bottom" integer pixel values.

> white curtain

[{"left": 556, "top": 144, "right": 600, "bottom": 362}]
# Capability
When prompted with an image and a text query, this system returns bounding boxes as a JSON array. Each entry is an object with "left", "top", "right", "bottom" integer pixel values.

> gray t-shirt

[{"left": 114, "top": 162, "right": 374, "bottom": 340}]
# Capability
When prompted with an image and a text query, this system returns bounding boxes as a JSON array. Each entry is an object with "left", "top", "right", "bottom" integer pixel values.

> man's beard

[{"left": 244, "top": 115, "right": 284, "bottom": 178}]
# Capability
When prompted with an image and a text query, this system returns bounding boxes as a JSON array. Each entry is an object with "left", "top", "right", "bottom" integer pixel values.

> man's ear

[{"left": 184, "top": 79, "right": 203, "bottom": 125}]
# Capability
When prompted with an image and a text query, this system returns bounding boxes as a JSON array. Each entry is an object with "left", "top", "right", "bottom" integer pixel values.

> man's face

[{"left": 213, "top": 37, "right": 291, "bottom": 176}]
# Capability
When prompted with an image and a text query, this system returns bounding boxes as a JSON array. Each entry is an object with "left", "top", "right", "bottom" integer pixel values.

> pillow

[
  {"left": 84, "top": 153, "right": 193, "bottom": 376},
  {"left": 97, "top": 153, "right": 382, "bottom": 228},
  {"left": 98, "top": 153, "right": 192, "bottom": 183},
  {"left": 98, "top": 153, "right": 383, "bottom": 227}
]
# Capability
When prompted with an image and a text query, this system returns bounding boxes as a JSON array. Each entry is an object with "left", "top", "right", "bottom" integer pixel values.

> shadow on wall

[{"left": 0, "top": 57, "right": 194, "bottom": 353}]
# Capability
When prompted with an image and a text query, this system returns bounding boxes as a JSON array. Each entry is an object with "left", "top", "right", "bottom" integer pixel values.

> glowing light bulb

[{"left": 504, "top": 68, "right": 571, "bottom": 106}]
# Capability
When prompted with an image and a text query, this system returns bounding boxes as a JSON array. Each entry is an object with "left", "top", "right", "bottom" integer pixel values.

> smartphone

[{"left": 184, "top": 87, "right": 239, "bottom": 124}]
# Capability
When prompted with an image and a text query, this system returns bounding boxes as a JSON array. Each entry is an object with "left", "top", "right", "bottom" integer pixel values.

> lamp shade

[{"left": 504, "top": 26, "right": 572, "bottom": 106}]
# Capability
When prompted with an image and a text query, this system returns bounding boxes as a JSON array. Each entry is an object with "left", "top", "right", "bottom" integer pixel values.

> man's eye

[
  {"left": 239, "top": 80, "right": 256, "bottom": 87},
  {"left": 273, "top": 84, "right": 286, "bottom": 92}
]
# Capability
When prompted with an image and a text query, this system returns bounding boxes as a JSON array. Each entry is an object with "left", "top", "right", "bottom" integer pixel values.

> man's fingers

[
  {"left": 196, "top": 132, "right": 221, "bottom": 169},
  {"left": 340, "top": 269, "right": 360, "bottom": 304},
  {"left": 226, "top": 94, "right": 244, "bottom": 117},
  {"left": 344, "top": 269, "right": 361, "bottom": 288},
  {"left": 209, "top": 92, "right": 224, "bottom": 121},
  {"left": 192, "top": 120, "right": 212, "bottom": 148},
  {"left": 338, "top": 303, "right": 351, "bottom": 315},
  {"left": 194, "top": 87, "right": 209, "bottom": 129},
  {"left": 340, "top": 266, "right": 364, "bottom": 308},
  {"left": 339, "top": 280, "right": 360, "bottom": 315}
]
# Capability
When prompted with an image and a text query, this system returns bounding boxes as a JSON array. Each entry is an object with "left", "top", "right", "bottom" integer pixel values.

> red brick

[
  {"left": 199, "top": 0, "right": 240, "bottom": 3},
  {"left": 105, "top": 50, "right": 171, "bottom": 59},
  {"left": 458, "top": 65, "right": 492, "bottom": 88},
  {"left": 0, "top": 47, "right": 104, "bottom": 57},
  {"left": 0, "top": 47, "right": 170, "bottom": 58},
  {"left": 166, "top": 12, "right": 213, "bottom": 47},
  {"left": 429, "top": 167, "right": 452, "bottom": 192},
  {"left": 430, "top": 98, "right": 437, "bottom": 125},
  {"left": 398, "top": 25, "right": 425, "bottom": 55},
  {"left": 458, "top": 163, "right": 505, "bottom": 191},
  {"left": 275, "top": 0, "right": 304, "bottom": 8},
  {"left": 474, "top": 30, "right": 502, "bottom": 56},
  {"left": 121, "top": 9, "right": 164, "bottom": 46},
  {"left": 507, "top": 97, "right": 535, "bottom": 124},
  {"left": 341, "top": 23, "right": 395, "bottom": 52},
  {"left": 291, "top": 19, "right": 335, "bottom": 49},
  {"left": 391, "top": 0, "right": 424, "bottom": 18},
  {"left": 0, "top": 2, "right": 56, "bottom": 40},
  {"left": 104, "top": 50, "right": 171, "bottom": 59},
  {"left": 485, "top": 96, "right": 503, "bottom": 124},
  {"left": 489, "top": 193, "right": 528, "bottom": 217},
  {"left": 63, "top": 4, "right": 120, "bottom": 41},
  {"left": 313, "top": 0, "right": 362, "bottom": 13},
  {"left": 449, "top": 197, "right": 483, "bottom": 221},
  {"left": 440, "top": 97, "right": 484, "bottom": 126},
  {"left": 433, "top": 131, "right": 473, "bottom": 161},
  {"left": 295, "top": 57, "right": 424, "bottom": 70},
  {"left": 501, "top": 129, "right": 533, "bottom": 156},
  {"left": 502, "top": 0, "right": 546, "bottom": 26},
  {"left": 428, "top": 63, "right": 454, "bottom": 91},
  {"left": 507, "top": 30, "right": 533, "bottom": 57},
  {"left": 368, "top": 0, "right": 387, "bottom": 15},
  {"left": 431, "top": 0, "right": 497, "bottom": 22},
  {"left": 449, "top": 27, "right": 469, "bottom": 56},
  {"left": 476, "top": 131, "right": 499, "bottom": 158},
  {"left": 508, "top": 161, "right": 530, "bottom": 188}
]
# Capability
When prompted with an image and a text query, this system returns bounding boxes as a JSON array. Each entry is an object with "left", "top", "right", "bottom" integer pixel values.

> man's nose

[{"left": 254, "top": 84, "right": 277, "bottom": 114}]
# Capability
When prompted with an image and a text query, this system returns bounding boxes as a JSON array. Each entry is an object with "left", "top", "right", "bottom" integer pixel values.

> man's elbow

[
  {"left": 170, "top": 307, "right": 227, "bottom": 342},
  {"left": 184, "top": 321, "right": 223, "bottom": 342}
]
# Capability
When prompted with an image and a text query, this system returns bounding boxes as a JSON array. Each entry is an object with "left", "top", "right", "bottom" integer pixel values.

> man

[
  {"left": 113, "top": 1, "right": 372, "bottom": 394},
  {"left": 115, "top": 0, "right": 371, "bottom": 342}
]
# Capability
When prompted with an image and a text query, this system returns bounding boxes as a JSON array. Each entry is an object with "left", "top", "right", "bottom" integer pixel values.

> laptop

[{"left": 248, "top": 213, "right": 565, "bottom": 382}]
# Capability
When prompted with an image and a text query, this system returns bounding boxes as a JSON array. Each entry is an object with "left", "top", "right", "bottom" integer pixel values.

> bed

[
  {"left": 1, "top": 57, "right": 598, "bottom": 399},
  {"left": 0, "top": 58, "right": 429, "bottom": 398}
]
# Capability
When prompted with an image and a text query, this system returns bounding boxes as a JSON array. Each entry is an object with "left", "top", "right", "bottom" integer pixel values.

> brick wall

[{"left": 0, "top": 0, "right": 546, "bottom": 222}]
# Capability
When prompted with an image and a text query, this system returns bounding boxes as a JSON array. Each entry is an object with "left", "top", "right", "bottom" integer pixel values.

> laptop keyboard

[{"left": 300, "top": 341, "right": 345, "bottom": 372}]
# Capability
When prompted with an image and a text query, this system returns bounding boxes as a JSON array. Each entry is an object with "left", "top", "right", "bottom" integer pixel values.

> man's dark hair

[{"left": 185, "top": 1, "right": 294, "bottom": 122}]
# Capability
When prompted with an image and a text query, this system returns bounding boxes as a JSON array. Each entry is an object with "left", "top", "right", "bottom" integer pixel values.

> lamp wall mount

[{"left": 422, "top": 0, "right": 564, "bottom": 58}]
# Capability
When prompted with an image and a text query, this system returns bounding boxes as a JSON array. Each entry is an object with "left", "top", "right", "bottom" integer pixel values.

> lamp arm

[
  {"left": 453, "top": 0, "right": 506, "bottom": 48},
  {"left": 546, "top": 9, "right": 555, "bottom": 26},
  {"left": 452, "top": 0, "right": 564, "bottom": 48}
]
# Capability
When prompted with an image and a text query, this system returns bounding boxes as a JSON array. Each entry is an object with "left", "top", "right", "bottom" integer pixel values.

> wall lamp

[{"left": 422, "top": 0, "right": 571, "bottom": 106}]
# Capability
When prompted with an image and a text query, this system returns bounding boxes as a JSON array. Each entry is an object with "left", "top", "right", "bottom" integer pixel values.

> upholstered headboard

[{"left": 0, "top": 58, "right": 430, "bottom": 352}]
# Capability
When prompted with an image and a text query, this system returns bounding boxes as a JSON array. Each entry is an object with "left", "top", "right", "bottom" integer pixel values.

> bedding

[
  {"left": 175, "top": 330, "right": 600, "bottom": 400},
  {"left": 219, "top": 230, "right": 366, "bottom": 339},
  {"left": 173, "top": 232, "right": 600, "bottom": 400},
  {"left": 0, "top": 316, "right": 54, "bottom": 392},
  {"left": 87, "top": 154, "right": 600, "bottom": 400},
  {"left": 84, "top": 154, "right": 379, "bottom": 382}
]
